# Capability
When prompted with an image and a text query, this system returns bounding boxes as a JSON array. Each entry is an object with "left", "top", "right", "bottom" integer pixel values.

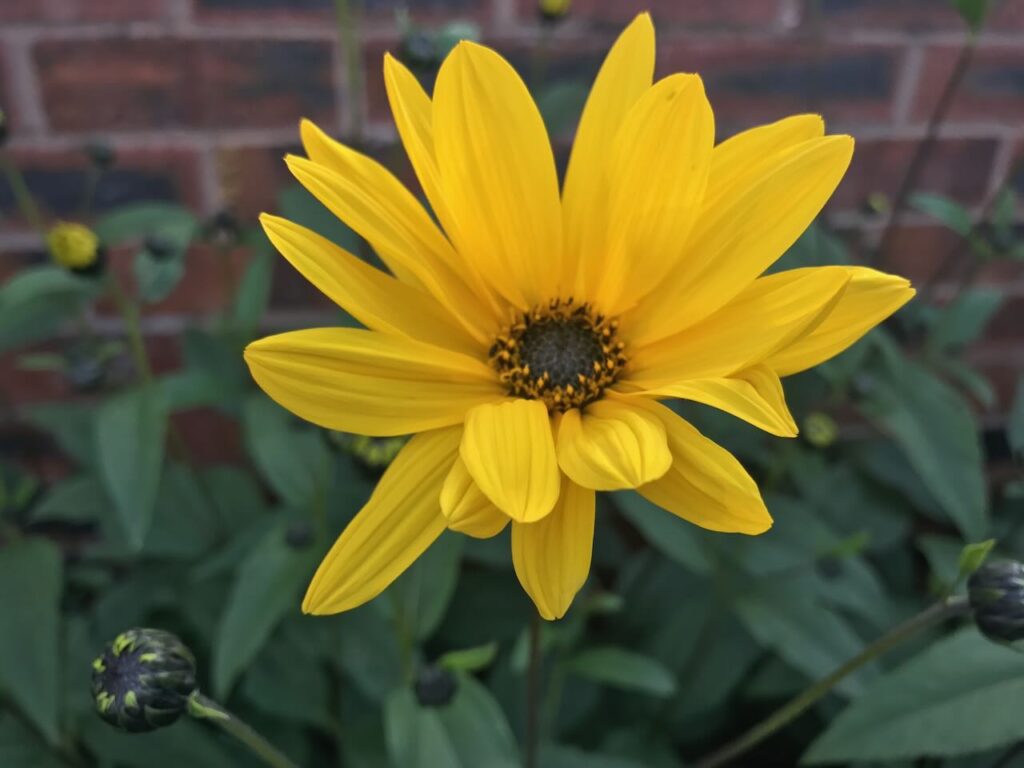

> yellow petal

[
  {"left": 627, "top": 266, "right": 851, "bottom": 388},
  {"left": 302, "top": 426, "right": 459, "bottom": 614},
  {"left": 705, "top": 114, "right": 825, "bottom": 209},
  {"left": 433, "top": 41, "right": 562, "bottom": 309},
  {"left": 260, "top": 214, "right": 480, "bottom": 356},
  {"left": 561, "top": 12, "right": 655, "bottom": 296},
  {"left": 461, "top": 399, "right": 561, "bottom": 523},
  {"left": 511, "top": 476, "right": 595, "bottom": 620},
  {"left": 633, "top": 400, "right": 772, "bottom": 534},
  {"left": 244, "top": 328, "right": 502, "bottom": 436},
  {"left": 766, "top": 267, "right": 916, "bottom": 376},
  {"left": 288, "top": 133, "right": 494, "bottom": 342},
  {"left": 595, "top": 73, "right": 715, "bottom": 313},
  {"left": 556, "top": 399, "right": 671, "bottom": 490},
  {"left": 440, "top": 455, "right": 509, "bottom": 538},
  {"left": 625, "top": 135, "right": 854, "bottom": 346},
  {"left": 632, "top": 365, "right": 798, "bottom": 438}
]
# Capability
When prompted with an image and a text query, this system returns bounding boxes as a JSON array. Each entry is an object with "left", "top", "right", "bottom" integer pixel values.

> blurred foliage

[{"left": 1, "top": 4, "right": 1024, "bottom": 767}]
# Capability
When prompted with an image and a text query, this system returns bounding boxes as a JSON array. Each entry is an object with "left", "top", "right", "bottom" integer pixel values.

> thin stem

[
  {"left": 874, "top": 34, "right": 976, "bottom": 267},
  {"left": 525, "top": 611, "right": 543, "bottom": 768},
  {"left": 188, "top": 693, "right": 298, "bottom": 768},
  {"left": 0, "top": 150, "right": 46, "bottom": 235},
  {"left": 694, "top": 596, "right": 971, "bottom": 768},
  {"left": 333, "top": 0, "right": 365, "bottom": 144},
  {"left": 107, "top": 273, "right": 152, "bottom": 382}
]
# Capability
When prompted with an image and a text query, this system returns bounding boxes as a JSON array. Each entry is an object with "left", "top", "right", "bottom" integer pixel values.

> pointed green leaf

[{"left": 565, "top": 647, "right": 676, "bottom": 697}]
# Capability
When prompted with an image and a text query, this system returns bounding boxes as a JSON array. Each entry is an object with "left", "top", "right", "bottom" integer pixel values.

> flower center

[{"left": 490, "top": 298, "right": 626, "bottom": 412}]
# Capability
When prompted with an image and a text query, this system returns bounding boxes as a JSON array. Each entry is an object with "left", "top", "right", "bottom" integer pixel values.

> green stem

[
  {"left": 0, "top": 150, "right": 46, "bottom": 235},
  {"left": 188, "top": 693, "right": 298, "bottom": 768},
  {"left": 107, "top": 273, "right": 152, "bottom": 382},
  {"left": 333, "top": 0, "right": 365, "bottom": 144},
  {"left": 694, "top": 596, "right": 971, "bottom": 768},
  {"left": 525, "top": 612, "right": 543, "bottom": 768}
]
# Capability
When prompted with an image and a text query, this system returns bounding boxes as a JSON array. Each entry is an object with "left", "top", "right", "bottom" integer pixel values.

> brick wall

[{"left": 1, "top": 0, "right": 1023, "bottom": 419}]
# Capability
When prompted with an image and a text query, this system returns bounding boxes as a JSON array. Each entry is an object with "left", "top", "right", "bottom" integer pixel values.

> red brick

[
  {"left": 193, "top": 0, "right": 487, "bottom": 24},
  {"left": 816, "top": 0, "right": 1024, "bottom": 32},
  {"left": 34, "top": 38, "right": 336, "bottom": 132},
  {"left": 872, "top": 224, "right": 963, "bottom": 282},
  {"left": 0, "top": 0, "right": 174, "bottom": 24},
  {"left": 0, "top": 147, "right": 202, "bottom": 231},
  {"left": 657, "top": 41, "right": 903, "bottom": 130},
  {"left": 516, "top": 0, "right": 780, "bottom": 27},
  {"left": 984, "top": 282, "right": 1024, "bottom": 341},
  {"left": 831, "top": 137, "right": 999, "bottom": 212},
  {"left": 913, "top": 45, "right": 1024, "bottom": 125}
]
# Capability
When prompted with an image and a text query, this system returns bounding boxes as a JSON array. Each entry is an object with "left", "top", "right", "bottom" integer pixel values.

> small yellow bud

[
  {"left": 47, "top": 221, "right": 101, "bottom": 273},
  {"left": 803, "top": 412, "right": 839, "bottom": 448},
  {"left": 539, "top": 0, "right": 571, "bottom": 22}
]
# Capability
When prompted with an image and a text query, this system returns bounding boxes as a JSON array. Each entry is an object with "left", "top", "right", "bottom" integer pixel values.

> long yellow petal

[
  {"left": 766, "top": 267, "right": 916, "bottom": 376},
  {"left": 705, "top": 114, "right": 825, "bottom": 209},
  {"left": 629, "top": 365, "right": 798, "bottom": 438},
  {"left": 440, "top": 455, "right": 509, "bottom": 538},
  {"left": 302, "top": 427, "right": 459, "bottom": 614},
  {"left": 289, "top": 129, "right": 495, "bottom": 341},
  {"left": 511, "top": 476, "right": 595, "bottom": 620},
  {"left": 561, "top": 12, "right": 655, "bottom": 296},
  {"left": 625, "top": 135, "right": 854, "bottom": 346},
  {"left": 433, "top": 41, "right": 562, "bottom": 309},
  {"left": 595, "top": 73, "right": 715, "bottom": 313},
  {"left": 627, "top": 267, "right": 851, "bottom": 388},
  {"left": 461, "top": 399, "right": 561, "bottom": 523},
  {"left": 633, "top": 400, "right": 772, "bottom": 534},
  {"left": 556, "top": 398, "right": 671, "bottom": 490},
  {"left": 260, "top": 214, "right": 480, "bottom": 356},
  {"left": 244, "top": 328, "right": 502, "bottom": 436}
]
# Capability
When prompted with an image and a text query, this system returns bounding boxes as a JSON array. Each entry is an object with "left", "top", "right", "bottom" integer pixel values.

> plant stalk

[
  {"left": 333, "top": 0, "right": 365, "bottom": 144},
  {"left": 188, "top": 692, "right": 298, "bottom": 768},
  {"left": 694, "top": 596, "right": 971, "bottom": 768},
  {"left": 525, "top": 611, "right": 543, "bottom": 768},
  {"left": 1, "top": 150, "right": 46, "bottom": 235}
]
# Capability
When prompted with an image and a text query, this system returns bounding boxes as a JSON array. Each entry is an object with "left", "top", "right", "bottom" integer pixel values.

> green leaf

[
  {"left": 387, "top": 533, "right": 464, "bottom": 641},
  {"left": 24, "top": 402, "right": 96, "bottom": 466},
  {"left": 539, "top": 744, "right": 648, "bottom": 768},
  {"left": 212, "top": 520, "right": 314, "bottom": 697},
  {"left": 79, "top": 715, "right": 234, "bottom": 768},
  {"left": 860, "top": 359, "right": 987, "bottom": 541},
  {"left": 0, "top": 267, "right": 102, "bottom": 353},
  {"left": 93, "top": 202, "right": 196, "bottom": 246},
  {"left": 134, "top": 249, "right": 185, "bottom": 303},
  {"left": 437, "top": 674, "right": 519, "bottom": 767},
  {"left": 918, "top": 533, "right": 966, "bottom": 590},
  {"left": 278, "top": 183, "right": 360, "bottom": 253},
  {"left": 0, "top": 715, "right": 64, "bottom": 768},
  {"left": 243, "top": 395, "right": 330, "bottom": 509},
  {"left": 615, "top": 491, "right": 712, "bottom": 574},
  {"left": 536, "top": 80, "right": 589, "bottom": 138},
  {"left": 30, "top": 473, "right": 110, "bottom": 524},
  {"left": 384, "top": 689, "right": 461, "bottom": 768},
  {"left": 1010, "top": 376, "right": 1024, "bottom": 458},
  {"left": 565, "top": 646, "right": 677, "bottom": 697},
  {"left": 439, "top": 642, "right": 499, "bottom": 672},
  {"left": 230, "top": 229, "right": 274, "bottom": 337},
  {"left": 958, "top": 539, "right": 996, "bottom": 580},
  {"left": 804, "top": 628, "right": 1024, "bottom": 763},
  {"left": 0, "top": 538, "right": 62, "bottom": 744},
  {"left": 952, "top": 0, "right": 992, "bottom": 31},
  {"left": 927, "top": 288, "right": 1003, "bottom": 353},
  {"left": 95, "top": 385, "right": 168, "bottom": 548},
  {"left": 911, "top": 192, "right": 974, "bottom": 236}
]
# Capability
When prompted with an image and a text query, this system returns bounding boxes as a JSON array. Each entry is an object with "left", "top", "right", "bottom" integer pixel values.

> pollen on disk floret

[{"left": 489, "top": 297, "right": 627, "bottom": 412}]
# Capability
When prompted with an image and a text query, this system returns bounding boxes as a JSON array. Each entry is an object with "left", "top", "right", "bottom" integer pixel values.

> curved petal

[
  {"left": 625, "top": 135, "right": 854, "bottom": 346},
  {"left": 302, "top": 426, "right": 460, "bottom": 614},
  {"left": 631, "top": 365, "right": 797, "bottom": 438},
  {"left": 561, "top": 12, "right": 655, "bottom": 296},
  {"left": 705, "top": 114, "right": 825, "bottom": 209},
  {"left": 433, "top": 41, "right": 563, "bottom": 309},
  {"left": 511, "top": 476, "right": 595, "bottom": 620},
  {"left": 260, "top": 214, "right": 481, "bottom": 356},
  {"left": 461, "top": 399, "right": 561, "bottom": 523},
  {"left": 440, "top": 455, "right": 509, "bottom": 538},
  {"left": 626, "top": 266, "right": 851, "bottom": 388},
  {"left": 556, "top": 398, "right": 671, "bottom": 490},
  {"left": 633, "top": 400, "right": 772, "bottom": 534},
  {"left": 290, "top": 125, "right": 495, "bottom": 341},
  {"left": 766, "top": 267, "right": 916, "bottom": 376},
  {"left": 595, "top": 73, "right": 715, "bottom": 313},
  {"left": 244, "top": 328, "right": 503, "bottom": 436}
]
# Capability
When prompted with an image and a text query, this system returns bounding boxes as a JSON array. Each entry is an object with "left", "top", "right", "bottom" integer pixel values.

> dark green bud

[
  {"left": 414, "top": 665, "right": 457, "bottom": 708},
  {"left": 92, "top": 628, "right": 198, "bottom": 733},
  {"left": 968, "top": 560, "right": 1024, "bottom": 645},
  {"left": 204, "top": 210, "right": 241, "bottom": 247},
  {"left": 399, "top": 31, "right": 438, "bottom": 72},
  {"left": 0, "top": 109, "right": 8, "bottom": 147},
  {"left": 284, "top": 520, "right": 314, "bottom": 550},
  {"left": 144, "top": 233, "right": 177, "bottom": 261},
  {"left": 83, "top": 140, "right": 116, "bottom": 170},
  {"left": 331, "top": 433, "right": 408, "bottom": 477}
]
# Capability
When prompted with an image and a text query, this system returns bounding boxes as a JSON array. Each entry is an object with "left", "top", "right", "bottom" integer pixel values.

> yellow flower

[
  {"left": 245, "top": 14, "right": 914, "bottom": 620},
  {"left": 48, "top": 221, "right": 102, "bottom": 273}
]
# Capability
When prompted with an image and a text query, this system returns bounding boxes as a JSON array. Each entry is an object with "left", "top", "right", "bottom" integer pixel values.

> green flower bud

[
  {"left": 83, "top": 140, "right": 116, "bottom": 170},
  {"left": 92, "top": 628, "right": 198, "bottom": 733},
  {"left": 968, "top": 560, "right": 1024, "bottom": 645},
  {"left": 414, "top": 665, "right": 457, "bottom": 708},
  {"left": 331, "top": 432, "right": 408, "bottom": 476},
  {"left": 47, "top": 221, "right": 105, "bottom": 277},
  {"left": 538, "top": 0, "right": 571, "bottom": 22},
  {"left": 803, "top": 412, "right": 839, "bottom": 448}
]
